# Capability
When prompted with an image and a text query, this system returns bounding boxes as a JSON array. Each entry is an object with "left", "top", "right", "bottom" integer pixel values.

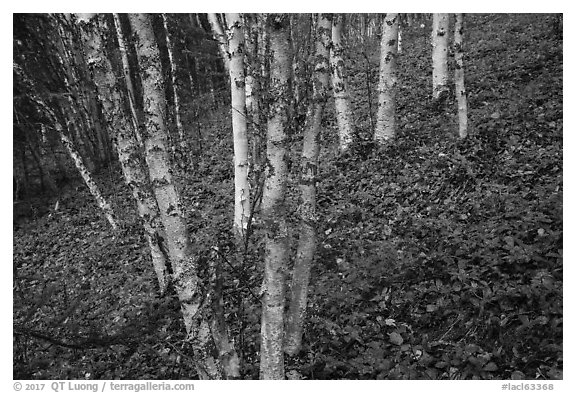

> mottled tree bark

[
  {"left": 432, "top": 13, "right": 449, "bottom": 101},
  {"left": 128, "top": 13, "right": 222, "bottom": 380},
  {"left": 78, "top": 13, "right": 169, "bottom": 294},
  {"left": 454, "top": 13, "right": 468, "bottom": 138},
  {"left": 162, "top": 14, "right": 187, "bottom": 150},
  {"left": 112, "top": 13, "right": 142, "bottom": 144},
  {"left": 259, "top": 13, "right": 292, "bottom": 380},
  {"left": 374, "top": 13, "right": 399, "bottom": 143},
  {"left": 59, "top": 128, "right": 117, "bottom": 230},
  {"left": 329, "top": 14, "right": 354, "bottom": 152},
  {"left": 284, "top": 13, "right": 331, "bottom": 356},
  {"left": 225, "top": 13, "right": 252, "bottom": 243}
]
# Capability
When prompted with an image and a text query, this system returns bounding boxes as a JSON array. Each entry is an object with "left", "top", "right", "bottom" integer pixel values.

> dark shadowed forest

[{"left": 13, "top": 13, "right": 562, "bottom": 380}]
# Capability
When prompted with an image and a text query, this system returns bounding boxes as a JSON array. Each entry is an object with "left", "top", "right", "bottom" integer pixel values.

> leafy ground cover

[{"left": 13, "top": 14, "right": 562, "bottom": 379}]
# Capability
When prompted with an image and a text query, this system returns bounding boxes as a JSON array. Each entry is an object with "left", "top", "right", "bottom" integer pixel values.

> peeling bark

[
  {"left": 259, "top": 13, "right": 292, "bottom": 380},
  {"left": 432, "top": 13, "right": 450, "bottom": 101},
  {"left": 285, "top": 13, "right": 331, "bottom": 356},
  {"left": 78, "top": 13, "right": 169, "bottom": 294},
  {"left": 375, "top": 13, "right": 399, "bottom": 143},
  {"left": 329, "top": 14, "right": 354, "bottom": 152},
  {"left": 225, "top": 13, "right": 252, "bottom": 243},
  {"left": 128, "top": 13, "right": 222, "bottom": 379}
]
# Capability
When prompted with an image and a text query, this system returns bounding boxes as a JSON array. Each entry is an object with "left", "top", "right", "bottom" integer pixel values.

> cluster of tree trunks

[{"left": 13, "top": 12, "right": 470, "bottom": 380}]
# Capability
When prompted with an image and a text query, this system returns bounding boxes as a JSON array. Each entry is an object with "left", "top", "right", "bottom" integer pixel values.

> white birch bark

[
  {"left": 432, "top": 13, "right": 450, "bottom": 101},
  {"left": 162, "top": 14, "right": 187, "bottom": 150},
  {"left": 259, "top": 13, "right": 291, "bottom": 380},
  {"left": 375, "top": 13, "right": 399, "bottom": 143},
  {"left": 329, "top": 14, "right": 354, "bottom": 152},
  {"left": 78, "top": 13, "right": 169, "bottom": 294},
  {"left": 284, "top": 13, "right": 331, "bottom": 356},
  {"left": 207, "top": 13, "right": 230, "bottom": 72},
  {"left": 59, "top": 128, "right": 118, "bottom": 230},
  {"left": 128, "top": 13, "right": 222, "bottom": 380},
  {"left": 112, "top": 13, "right": 142, "bottom": 144},
  {"left": 225, "top": 13, "right": 252, "bottom": 242},
  {"left": 454, "top": 13, "right": 468, "bottom": 138},
  {"left": 16, "top": 61, "right": 117, "bottom": 231}
]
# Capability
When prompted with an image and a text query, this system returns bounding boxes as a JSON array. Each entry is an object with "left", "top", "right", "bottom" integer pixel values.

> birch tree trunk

[
  {"left": 162, "top": 14, "right": 187, "bottom": 150},
  {"left": 284, "top": 13, "right": 331, "bottom": 356},
  {"left": 59, "top": 127, "right": 118, "bottom": 230},
  {"left": 259, "top": 13, "right": 292, "bottom": 380},
  {"left": 207, "top": 13, "right": 230, "bottom": 72},
  {"left": 16, "top": 61, "right": 117, "bottom": 231},
  {"left": 244, "top": 14, "right": 264, "bottom": 199},
  {"left": 129, "top": 13, "right": 224, "bottom": 379},
  {"left": 225, "top": 13, "right": 252, "bottom": 243},
  {"left": 432, "top": 13, "right": 449, "bottom": 101},
  {"left": 374, "top": 13, "right": 399, "bottom": 143},
  {"left": 329, "top": 14, "right": 354, "bottom": 152},
  {"left": 454, "top": 13, "right": 468, "bottom": 138},
  {"left": 78, "top": 13, "right": 170, "bottom": 294},
  {"left": 112, "top": 13, "right": 142, "bottom": 144}
]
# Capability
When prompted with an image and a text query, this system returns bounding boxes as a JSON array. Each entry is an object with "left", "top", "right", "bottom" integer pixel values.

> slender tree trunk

[
  {"left": 128, "top": 13, "right": 224, "bottom": 380},
  {"left": 78, "top": 13, "right": 170, "bottom": 294},
  {"left": 397, "top": 15, "right": 403, "bottom": 54},
  {"left": 162, "top": 14, "right": 187, "bottom": 150},
  {"left": 259, "top": 13, "right": 292, "bottom": 380},
  {"left": 284, "top": 13, "right": 331, "bottom": 356},
  {"left": 244, "top": 14, "right": 264, "bottom": 196},
  {"left": 207, "top": 13, "right": 230, "bottom": 72},
  {"left": 112, "top": 13, "right": 142, "bottom": 144},
  {"left": 432, "top": 13, "right": 449, "bottom": 101},
  {"left": 329, "top": 14, "right": 354, "bottom": 152},
  {"left": 454, "top": 13, "right": 468, "bottom": 138},
  {"left": 225, "top": 13, "right": 252, "bottom": 243},
  {"left": 374, "top": 13, "right": 399, "bottom": 143},
  {"left": 58, "top": 125, "right": 117, "bottom": 230}
]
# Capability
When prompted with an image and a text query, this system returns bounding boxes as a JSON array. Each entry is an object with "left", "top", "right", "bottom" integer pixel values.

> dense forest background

[{"left": 13, "top": 13, "right": 562, "bottom": 380}]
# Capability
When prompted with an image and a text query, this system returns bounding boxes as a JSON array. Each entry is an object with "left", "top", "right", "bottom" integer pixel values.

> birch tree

[
  {"left": 128, "top": 13, "right": 238, "bottom": 379},
  {"left": 432, "top": 13, "right": 449, "bottom": 101},
  {"left": 259, "top": 13, "right": 291, "bottom": 380},
  {"left": 112, "top": 13, "right": 142, "bottom": 143},
  {"left": 162, "top": 14, "right": 187, "bottom": 150},
  {"left": 284, "top": 13, "right": 331, "bottom": 356},
  {"left": 374, "top": 13, "right": 399, "bottom": 143},
  {"left": 454, "top": 13, "right": 468, "bottom": 138},
  {"left": 77, "top": 13, "right": 170, "bottom": 294},
  {"left": 14, "top": 58, "right": 118, "bottom": 231},
  {"left": 329, "top": 14, "right": 354, "bottom": 151},
  {"left": 59, "top": 124, "right": 118, "bottom": 230},
  {"left": 225, "top": 13, "right": 252, "bottom": 242}
]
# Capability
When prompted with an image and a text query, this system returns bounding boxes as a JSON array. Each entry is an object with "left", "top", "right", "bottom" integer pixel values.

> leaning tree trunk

[
  {"left": 112, "top": 13, "right": 142, "bottom": 144},
  {"left": 259, "top": 13, "right": 292, "bottom": 380},
  {"left": 59, "top": 126, "right": 118, "bottom": 230},
  {"left": 374, "top": 13, "right": 399, "bottom": 143},
  {"left": 454, "top": 13, "right": 468, "bottom": 138},
  {"left": 207, "top": 13, "right": 230, "bottom": 72},
  {"left": 329, "top": 14, "right": 354, "bottom": 152},
  {"left": 225, "top": 13, "right": 252, "bottom": 243},
  {"left": 78, "top": 13, "right": 170, "bottom": 294},
  {"left": 128, "top": 13, "right": 224, "bottom": 380},
  {"left": 284, "top": 13, "right": 331, "bottom": 356},
  {"left": 17, "top": 59, "right": 118, "bottom": 231},
  {"left": 432, "top": 13, "right": 449, "bottom": 101}
]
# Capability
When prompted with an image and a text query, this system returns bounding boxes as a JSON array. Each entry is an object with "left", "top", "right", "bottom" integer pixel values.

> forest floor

[{"left": 13, "top": 14, "right": 562, "bottom": 380}]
